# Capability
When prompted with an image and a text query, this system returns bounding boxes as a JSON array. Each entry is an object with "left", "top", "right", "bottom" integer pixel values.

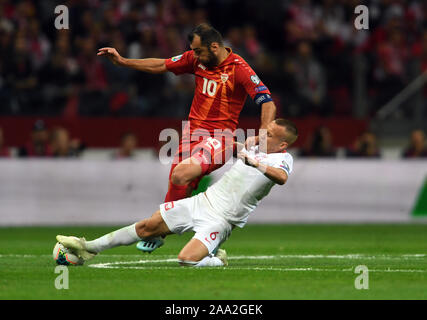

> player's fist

[
  {"left": 97, "top": 47, "right": 123, "bottom": 65},
  {"left": 245, "top": 135, "right": 258, "bottom": 149},
  {"left": 238, "top": 152, "right": 259, "bottom": 168},
  {"left": 234, "top": 142, "right": 245, "bottom": 153}
]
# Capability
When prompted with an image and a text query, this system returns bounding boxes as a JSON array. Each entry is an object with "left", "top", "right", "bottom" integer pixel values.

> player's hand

[
  {"left": 234, "top": 142, "right": 245, "bottom": 153},
  {"left": 238, "top": 152, "right": 259, "bottom": 168},
  {"left": 97, "top": 47, "right": 123, "bottom": 66},
  {"left": 245, "top": 136, "right": 258, "bottom": 149}
]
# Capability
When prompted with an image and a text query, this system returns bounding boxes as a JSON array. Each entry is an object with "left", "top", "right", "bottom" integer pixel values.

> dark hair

[
  {"left": 275, "top": 118, "right": 298, "bottom": 145},
  {"left": 188, "top": 23, "right": 224, "bottom": 47}
]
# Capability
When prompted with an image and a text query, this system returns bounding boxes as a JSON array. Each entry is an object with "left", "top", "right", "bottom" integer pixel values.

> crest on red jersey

[
  {"left": 221, "top": 73, "right": 229, "bottom": 83},
  {"left": 251, "top": 74, "right": 260, "bottom": 85},
  {"left": 171, "top": 54, "right": 183, "bottom": 62}
]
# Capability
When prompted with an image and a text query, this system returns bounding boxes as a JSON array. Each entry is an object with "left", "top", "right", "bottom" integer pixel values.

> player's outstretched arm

[
  {"left": 238, "top": 152, "right": 288, "bottom": 185},
  {"left": 260, "top": 165, "right": 288, "bottom": 185},
  {"left": 245, "top": 101, "right": 276, "bottom": 148},
  {"left": 260, "top": 101, "right": 276, "bottom": 130},
  {"left": 97, "top": 47, "right": 168, "bottom": 74}
]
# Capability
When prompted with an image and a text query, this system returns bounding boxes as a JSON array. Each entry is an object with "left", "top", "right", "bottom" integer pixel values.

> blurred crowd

[
  {"left": 0, "top": 120, "right": 426, "bottom": 159},
  {"left": 0, "top": 120, "right": 141, "bottom": 159},
  {"left": 0, "top": 0, "right": 426, "bottom": 118},
  {"left": 298, "top": 125, "right": 427, "bottom": 158}
]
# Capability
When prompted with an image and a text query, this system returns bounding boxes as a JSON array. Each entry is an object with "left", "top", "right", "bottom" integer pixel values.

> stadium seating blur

[{"left": 0, "top": 0, "right": 426, "bottom": 158}]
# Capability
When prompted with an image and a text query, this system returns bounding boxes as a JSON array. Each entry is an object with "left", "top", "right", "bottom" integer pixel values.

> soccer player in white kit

[{"left": 56, "top": 119, "right": 298, "bottom": 267}]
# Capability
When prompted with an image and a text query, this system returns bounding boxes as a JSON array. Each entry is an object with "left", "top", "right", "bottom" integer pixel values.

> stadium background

[{"left": 0, "top": 0, "right": 426, "bottom": 224}]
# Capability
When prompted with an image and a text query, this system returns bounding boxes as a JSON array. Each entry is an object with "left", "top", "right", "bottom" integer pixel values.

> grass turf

[{"left": 0, "top": 224, "right": 426, "bottom": 300}]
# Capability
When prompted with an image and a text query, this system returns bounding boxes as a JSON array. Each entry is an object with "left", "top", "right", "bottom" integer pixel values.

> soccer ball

[{"left": 52, "top": 242, "right": 84, "bottom": 266}]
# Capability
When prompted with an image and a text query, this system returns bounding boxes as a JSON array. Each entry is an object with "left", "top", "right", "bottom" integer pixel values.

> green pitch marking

[{"left": 412, "top": 177, "right": 427, "bottom": 217}]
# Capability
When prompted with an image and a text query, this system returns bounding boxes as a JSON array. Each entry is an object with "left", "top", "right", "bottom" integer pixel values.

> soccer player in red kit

[{"left": 98, "top": 23, "right": 276, "bottom": 213}]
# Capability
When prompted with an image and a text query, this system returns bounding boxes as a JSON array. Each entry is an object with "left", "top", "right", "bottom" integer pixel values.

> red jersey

[{"left": 165, "top": 48, "right": 272, "bottom": 134}]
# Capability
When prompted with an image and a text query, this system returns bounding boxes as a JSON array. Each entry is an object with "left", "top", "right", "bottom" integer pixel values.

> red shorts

[{"left": 168, "top": 133, "right": 235, "bottom": 189}]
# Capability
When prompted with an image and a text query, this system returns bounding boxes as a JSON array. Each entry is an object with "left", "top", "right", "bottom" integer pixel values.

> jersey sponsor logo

[
  {"left": 171, "top": 54, "right": 183, "bottom": 62},
  {"left": 250, "top": 75, "right": 260, "bottom": 85},
  {"left": 164, "top": 201, "right": 175, "bottom": 211},
  {"left": 255, "top": 85, "right": 268, "bottom": 93},
  {"left": 220, "top": 73, "right": 229, "bottom": 83}
]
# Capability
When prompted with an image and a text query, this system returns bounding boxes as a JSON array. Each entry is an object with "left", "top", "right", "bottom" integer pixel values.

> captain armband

[{"left": 254, "top": 93, "right": 273, "bottom": 106}]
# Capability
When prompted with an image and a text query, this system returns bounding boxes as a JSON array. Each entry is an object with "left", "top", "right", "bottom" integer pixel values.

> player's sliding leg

[
  {"left": 86, "top": 211, "right": 170, "bottom": 253},
  {"left": 57, "top": 210, "right": 171, "bottom": 260},
  {"left": 177, "top": 221, "right": 231, "bottom": 267},
  {"left": 134, "top": 210, "right": 171, "bottom": 252},
  {"left": 138, "top": 155, "right": 205, "bottom": 251}
]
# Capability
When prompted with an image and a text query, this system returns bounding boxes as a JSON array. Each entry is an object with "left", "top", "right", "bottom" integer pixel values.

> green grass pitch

[{"left": 1, "top": 224, "right": 426, "bottom": 300}]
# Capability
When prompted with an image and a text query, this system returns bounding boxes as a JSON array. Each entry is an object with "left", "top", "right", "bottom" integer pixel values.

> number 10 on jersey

[{"left": 202, "top": 78, "right": 217, "bottom": 97}]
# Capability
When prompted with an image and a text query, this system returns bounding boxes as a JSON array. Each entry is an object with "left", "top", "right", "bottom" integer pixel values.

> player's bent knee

[
  {"left": 139, "top": 229, "right": 154, "bottom": 239},
  {"left": 140, "top": 224, "right": 156, "bottom": 238},
  {"left": 171, "top": 162, "right": 201, "bottom": 186},
  {"left": 170, "top": 167, "right": 190, "bottom": 186},
  {"left": 135, "top": 221, "right": 147, "bottom": 238},
  {"left": 135, "top": 220, "right": 156, "bottom": 239}
]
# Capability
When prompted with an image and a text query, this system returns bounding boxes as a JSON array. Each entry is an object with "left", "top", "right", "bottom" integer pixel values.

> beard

[{"left": 202, "top": 48, "right": 219, "bottom": 68}]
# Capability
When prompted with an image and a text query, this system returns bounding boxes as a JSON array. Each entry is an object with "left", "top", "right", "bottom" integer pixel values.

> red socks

[{"left": 164, "top": 183, "right": 190, "bottom": 202}]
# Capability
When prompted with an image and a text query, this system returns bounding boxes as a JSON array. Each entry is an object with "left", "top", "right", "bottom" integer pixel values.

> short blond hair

[{"left": 275, "top": 118, "right": 298, "bottom": 145}]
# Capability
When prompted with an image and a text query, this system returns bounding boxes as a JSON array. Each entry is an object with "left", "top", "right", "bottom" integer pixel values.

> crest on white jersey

[
  {"left": 221, "top": 73, "right": 229, "bottom": 83},
  {"left": 280, "top": 160, "right": 290, "bottom": 173}
]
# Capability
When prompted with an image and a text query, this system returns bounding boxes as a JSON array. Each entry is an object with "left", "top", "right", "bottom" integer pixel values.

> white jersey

[{"left": 205, "top": 146, "right": 293, "bottom": 228}]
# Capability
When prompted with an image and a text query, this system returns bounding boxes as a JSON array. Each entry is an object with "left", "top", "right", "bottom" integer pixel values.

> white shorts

[{"left": 159, "top": 193, "right": 232, "bottom": 254}]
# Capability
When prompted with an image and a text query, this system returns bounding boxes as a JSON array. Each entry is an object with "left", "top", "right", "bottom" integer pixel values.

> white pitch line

[
  {"left": 229, "top": 254, "right": 427, "bottom": 260},
  {"left": 0, "top": 254, "right": 177, "bottom": 258},
  {"left": 87, "top": 265, "right": 427, "bottom": 273},
  {"left": 0, "top": 254, "right": 39, "bottom": 258},
  {"left": 85, "top": 253, "right": 427, "bottom": 268},
  {"left": 1, "top": 253, "right": 425, "bottom": 273},
  {"left": 1, "top": 253, "right": 426, "bottom": 259},
  {"left": 88, "top": 258, "right": 178, "bottom": 268},
  {"left": 86, "top": 254, "right": 427, "bottom": 273}
]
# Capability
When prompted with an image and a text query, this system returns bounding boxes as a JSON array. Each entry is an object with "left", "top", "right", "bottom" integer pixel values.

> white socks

[
  {"left": 85, "top": 223, "right": 141, "bottom": 253},
  {"left": 196, "top": 256, "right": 224, "bottom": 267},
  {"left": 180, "top": 255, "right": 224, "bottom": 267}
]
